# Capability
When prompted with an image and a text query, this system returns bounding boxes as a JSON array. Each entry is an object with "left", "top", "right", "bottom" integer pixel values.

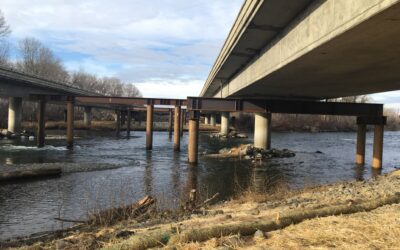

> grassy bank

[{"left": 3, "top": 170, "right": 400, "bottom": 249}]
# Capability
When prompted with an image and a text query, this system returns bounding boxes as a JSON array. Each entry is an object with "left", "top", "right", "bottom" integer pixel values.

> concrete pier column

[
  {"left": 220, "top": 112, "right": 230, "bottom": 135},
  {"left": 174, "top": 105, "right": 181, "bottom": 151},
  {"left": 121, "top": 111, "right": 126, "bottom": 126},
  {"left": 168, "top": 109, "right": 173, "bottom": 137},
  {"left": 146, "top": 104, "right": 154, "bottom": 150},
  {"left": 8, "top": 97, "right": 22, "bottom": 133},
  {"left": 210, "top": 114, "right": 216, "bottom": 126},
  {"left": 188, "top": 113, "right": 200, "bottom": 164},
  {"left": 83, "top": 107, "right": 92, "bottom": 127},
  {"left": 254, "top": 112, "right": 272, "bottom": 150},
  {"left": 37, "top": 98, "right": 46, "bottom": 148},
  {"left": 204, "top": 115, "right": 209, "bottom": 125},
  {"left": 180, "top": 109, "right": 185, "bottom": 137},
  {"left": 127, "top": 110, "right": 132, "bottom": 137},
  {"left": 116, "top": 110, "right": 121, "bottom": 136},
  {"left": 372, "top": 125, "right": 384, "bottom": 169},
  {"left": 356, "top": 124, "right": 366, "bottom": 165},
  {"left": 66, "top": 99, "right": 74, "bottom": 148}
]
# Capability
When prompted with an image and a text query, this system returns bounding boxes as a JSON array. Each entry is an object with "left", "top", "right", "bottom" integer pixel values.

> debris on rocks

[
  {"left": 205, "top": 144, "right": 296, "bottom": 161},
  {"left": 210, "top": 130, "right": 248, "bottom": 139}
]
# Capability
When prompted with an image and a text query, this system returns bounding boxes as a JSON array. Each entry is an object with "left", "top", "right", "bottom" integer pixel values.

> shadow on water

[{"left": 0, "top": 130, "right": 399, "bottom": 240}]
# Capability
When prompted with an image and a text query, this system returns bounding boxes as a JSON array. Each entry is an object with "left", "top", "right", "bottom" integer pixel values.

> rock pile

[
  {"left": 0, "top": 129, "right": 35, "bottom": 140},
  {"left": 210, "top": 130, "right": 248, "bottom": 139},
  {"left": 239, "top": 144, "right": 296, "bottom": 160},
  {"left": 207, "top": 144, "right": 296, "bottom": 161}
]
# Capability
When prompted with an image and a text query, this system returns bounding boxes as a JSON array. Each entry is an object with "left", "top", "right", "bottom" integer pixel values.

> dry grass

[{"left": 257, "top": 204, "right": 400, "bottom": 249}]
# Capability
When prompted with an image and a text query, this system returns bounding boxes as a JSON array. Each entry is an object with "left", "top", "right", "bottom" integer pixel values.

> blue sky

[{"left": 1, "top": 0, "right": 399, "bottom": 110}]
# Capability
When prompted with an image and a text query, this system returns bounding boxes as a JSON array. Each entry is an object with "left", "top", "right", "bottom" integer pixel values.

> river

[{"left": 0, "top": 130, "right": 399, "bottom": 240}]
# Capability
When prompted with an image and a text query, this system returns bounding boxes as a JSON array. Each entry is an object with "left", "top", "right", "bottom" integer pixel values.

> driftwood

[
  {"left": 89, "top": 195, "right": 155, "bottom": 226},
  {"left": 110, "top": 193, "right": 400, "bottom": 249},
  {"left": 0, "top": 165, "right": 61, "bottom": 181},
  {"left": 196, "top": 193, "right": 220, "bottom": 209},
  {"left": 53, "top": 218, "right": 86, "bottom": 223}
]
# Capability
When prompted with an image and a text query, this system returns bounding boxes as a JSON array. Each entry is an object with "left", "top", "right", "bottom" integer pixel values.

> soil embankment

[{"left": 2, "top": 170, "right": 400, "bottom": 249}]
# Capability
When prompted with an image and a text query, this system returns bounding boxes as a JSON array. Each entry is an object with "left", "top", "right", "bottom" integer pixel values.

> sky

[{"left": 1, "top": 0, "right": 399, "bottom": 111}]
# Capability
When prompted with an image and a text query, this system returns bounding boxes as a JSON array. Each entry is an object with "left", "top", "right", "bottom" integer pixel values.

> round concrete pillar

[
  {"left": 220, "top": 112, "right": 229, "bottom": 135},
  {"left": 8, "top": 97, "right": 22, "bottom": 133},
  {"left": 83, "top": 107, "right": 92, "bottom": 127},
  {"left": 372, "top": 124, "right": 384, "bottom": 169},
  {"left": 66, "top": 100, "right": 74, "bottom": 148},
  {"left": 210, "top": 114, "right": 216, "bottom": 126},
  {"left": 188, "top": 118, "right": 199, "bottom": 164},
  {"left": 204, "top": 115, "right": 209, "bottom": 125},
  {"left": 254, "top": 112, "right": 271, "bottom": 150}
]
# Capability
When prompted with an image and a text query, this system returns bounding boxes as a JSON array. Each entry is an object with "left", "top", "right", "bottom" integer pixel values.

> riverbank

[{"left": 2, "top": 169, "right": 399, "bottom": 249}]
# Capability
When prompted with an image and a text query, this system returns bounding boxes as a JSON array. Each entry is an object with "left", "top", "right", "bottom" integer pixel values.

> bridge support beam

[
  {"left": 146, "top": 104, "right": 154, "bottom": 150},
  {"left": 221, "top": 112, "right": 229, "bottom": 135},
  {"left": 356, "top": 124, "right": 366, "bottom": 165},
  {"left": 8, "top": 97, "right": 22, "bottom": 134},
  {"left": 66, "top": 99, "right": 74, "bottom": 148},
  {"left": 37, "top": 98, "right": 46, "bottom": 148},
  {"left": 188, "top": 112, "right": 199, "bottom": 164},
  {"left": 174, "top": 105, "right": 181, "bottom": 151},
  {"left": 83, "top": 107, "right": 92, "bottom": 127},
  {"left": 372, "top": 125, "right": 384, "bottom": 169},
  {"left": 210, "top": 114, "right": 216, "bottom": 126},
  {"left": 127, "top": 110, "right": 132, "bottom": 137},
  {"left": 254, "top": 112, "right": 271, "bottom": 150},
  {"left": 168, "top": 109, "right": 173, "bottom": 137}
]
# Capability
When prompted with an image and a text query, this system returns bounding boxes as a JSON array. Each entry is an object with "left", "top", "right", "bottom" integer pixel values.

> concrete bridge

[{"left": 186, "top": 0, "right": 400, "bottom": 168}]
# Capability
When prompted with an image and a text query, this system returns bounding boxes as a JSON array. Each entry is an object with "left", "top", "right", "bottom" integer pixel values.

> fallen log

[
  {"left": 0, "top": 165, "right": 61, "bottom": 181},
  {"left": 170, "top": 193, "right": 400, "bottom": 244},
  {"left": 109, "top": 193, "right": 400, "bottom": 249},
  {"left": 89, "top": 195, "right": 155, "bottom": 226}
]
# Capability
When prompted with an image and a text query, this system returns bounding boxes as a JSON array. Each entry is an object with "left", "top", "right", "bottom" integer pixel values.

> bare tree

[
  {"left": 16, "top": 37, "right": 69, "bottom": 82},
  {"left": 123, "top": 83, "right": 142, "bottom": 97},
  {"left": 0, "top": 10, "right": 11, "bottom": 65},
  {"left": 0, "top": 41, "right": 9, "bottom": 66},
  {"left": 71, "top": 70, "right": 142, "bottom": 97},
  {"left": 0, "top": 10, "right": 10, "bottom": 39}
]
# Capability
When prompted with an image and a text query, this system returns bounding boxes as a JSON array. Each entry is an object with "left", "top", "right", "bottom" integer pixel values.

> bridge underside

[
  {"left": 231, "top": 3, "right": 400, "bottom": 99},
  {"left": 209, "top": 1, "right": 400, "bottom": 99}
]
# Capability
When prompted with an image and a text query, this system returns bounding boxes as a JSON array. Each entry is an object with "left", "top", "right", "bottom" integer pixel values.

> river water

[{"left": 0, "top": 130, "right": 399, "bottom": 240}]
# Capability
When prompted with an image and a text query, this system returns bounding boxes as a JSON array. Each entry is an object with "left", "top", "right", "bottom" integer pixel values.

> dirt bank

[{"left": 3, "top": 170, "right": 400, "bottom": 249}]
